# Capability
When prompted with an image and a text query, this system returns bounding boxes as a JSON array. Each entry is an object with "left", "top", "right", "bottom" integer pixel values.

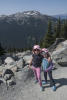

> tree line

[
  {"left": 0, "top": 17, "right": 67, "bottom": 55},
  {"left": 40, "top": 18, "right": 67, "bottom": 48}
]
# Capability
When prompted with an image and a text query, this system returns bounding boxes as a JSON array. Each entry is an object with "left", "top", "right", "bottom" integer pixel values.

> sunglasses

[{"left": 34, "top": 49, "right": 40, "bottom": 51}]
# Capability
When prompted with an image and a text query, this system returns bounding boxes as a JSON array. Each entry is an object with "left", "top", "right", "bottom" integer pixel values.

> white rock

[
  {"left": 4, "top": 64, "right": 17, "bottom": 72},
  {"left": 16, "top": 52, "right": 26, "bottom": 58},
  {"left": 52, "top": 47, "right": 66, "bottom": 56},
  {"left": 5, "top": 57, "right": 15, "bottom": 64},
  {"left": 62, "top": 40, "right": 67, "bottom": 47},
  {"left": 23, "top": 55, "right": 32, "bottom": 64}
]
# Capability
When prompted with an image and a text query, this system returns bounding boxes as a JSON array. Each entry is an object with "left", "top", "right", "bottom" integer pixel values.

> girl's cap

[{"left": 41, "top": 48, "right": 48, "bottom": 53}]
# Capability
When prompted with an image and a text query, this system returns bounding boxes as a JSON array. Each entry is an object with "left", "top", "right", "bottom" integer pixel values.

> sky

[{"left": 0, "top": 0, "right": 67, "bottom": 15}]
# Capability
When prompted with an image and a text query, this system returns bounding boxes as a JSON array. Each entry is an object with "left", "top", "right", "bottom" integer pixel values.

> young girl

[
  {"left": 41, "top": 48, "right": 56, "bottom": 91},
  {"left": 29, "top": 45, "right": 44, "bottom": 91}
]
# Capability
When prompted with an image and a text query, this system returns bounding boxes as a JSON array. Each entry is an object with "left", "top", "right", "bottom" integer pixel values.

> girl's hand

[{"left": 45, "top": 69, "right": 48, "bottom": 72}]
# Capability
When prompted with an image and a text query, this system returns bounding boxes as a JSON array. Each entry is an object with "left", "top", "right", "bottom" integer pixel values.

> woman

[{"left": 29, "top": 45, "right": 44, "bottom": 91}]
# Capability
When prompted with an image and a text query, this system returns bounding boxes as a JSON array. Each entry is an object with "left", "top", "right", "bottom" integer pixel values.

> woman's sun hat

[{"left": 33, "top": 45, "right": 41, "bottom": 50}]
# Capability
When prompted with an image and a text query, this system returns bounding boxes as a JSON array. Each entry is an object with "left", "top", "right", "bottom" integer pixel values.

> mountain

[
  {"left": 0, "top": 11, "right": 56, "bottom": 49},
  {"left": 53, "top": 13, "right": 67, "bottom": 19}
]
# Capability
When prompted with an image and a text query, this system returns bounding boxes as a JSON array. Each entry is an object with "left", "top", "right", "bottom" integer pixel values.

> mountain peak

[{"left": 23, "top": 10, "right": 41, "bottom": 15}]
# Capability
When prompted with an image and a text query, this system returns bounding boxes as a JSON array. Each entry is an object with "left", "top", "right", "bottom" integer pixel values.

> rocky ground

[{"left": 0, "top": 66, "right": 67, "bottom": 100}]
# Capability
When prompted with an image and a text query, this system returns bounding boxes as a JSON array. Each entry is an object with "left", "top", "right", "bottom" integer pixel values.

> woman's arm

[{"left": 29, "top": 57, "right": 33, "bottom": 69}]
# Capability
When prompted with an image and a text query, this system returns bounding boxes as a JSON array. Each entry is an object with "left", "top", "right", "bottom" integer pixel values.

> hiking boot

[
  {"left": 34, "top": 80, "right": 38, "bottom": 84},
  {"left": 42, "top": 81, "right": 47, "bottom": 85},
  {"left": 40, "top": 86, "right": 44, "bottom": 91},
  {"left": 52, "top": 85, "right": 56, "bottom": 91}
]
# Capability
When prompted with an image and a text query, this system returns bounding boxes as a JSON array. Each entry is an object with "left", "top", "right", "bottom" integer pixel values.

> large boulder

[
  {"left": 16, "top": 57, "right": 25, "bottom": 69},
  {"left": 54, "top": 48, "right": 67, "bottom": 66},
  {"left": 51, "top": 40, "right": 67, "bottom": 67},
  {"left": 16, "top": 52, "right": 26, "bottom": 58},
  {"left": 23, "top": 54, "right": 32, "bottom": 65},
  {"left": 2, "top": 69, "right": 16, "bottom": 87},
  {"left": 49, "top": 38, "right": 65, "bottom": 52},
  {"left": 4, "top": 57, "right": 15, "bottom": 65},
  {"left": 3, "top": 69, "right": 14, "bottom": 81},
  {"left": 4, "top": 57, "right": 18, "bottom": 73},
  {"left": 4, "top": 63, "right": 18, "bottom": 73}
]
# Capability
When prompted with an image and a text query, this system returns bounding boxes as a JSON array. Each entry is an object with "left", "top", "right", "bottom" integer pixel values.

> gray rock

[
  {"left": 56, "top": 50, "right": 67, "bottom": 66},
  {"left": 16, "top": 57, "right": 25, "bottom": 69},
  {"left": 2, "top": 69, "right": 16, "bottom": 88},
  {"left": 4, "top": 57, "right": 15, "bottom": 65},
  {"left": 23, "top": 54, "right": 32, "bottom": 65},
  {"left": 49, "top": 38, "right": 65, "bottom": 52},
  {"left": 51, "top": 40, "right": 67, "bottom": 67}
]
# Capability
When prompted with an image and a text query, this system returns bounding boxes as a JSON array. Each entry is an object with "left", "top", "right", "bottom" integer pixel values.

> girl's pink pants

[{"left": 32, "top": 66, "right": 42, "bottom": 86}]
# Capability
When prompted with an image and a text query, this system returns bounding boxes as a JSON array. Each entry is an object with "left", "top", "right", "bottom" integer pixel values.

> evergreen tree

[
  {"left": 41, "top": 20, "right": 54, "bottom": 48},
  {"left": 0, "top": 43, "right": 5, "bottom": 56},
  {"left": 55, "top": 17, "right": 61, "bottom": 38},
  {"left": 61, "top": 19, "right": 67, "bottom": 39}
]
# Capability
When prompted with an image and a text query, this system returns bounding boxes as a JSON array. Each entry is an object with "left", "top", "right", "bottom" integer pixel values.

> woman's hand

[{"left": 28, "top": 65, "right": 32, "bottom": 69}]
